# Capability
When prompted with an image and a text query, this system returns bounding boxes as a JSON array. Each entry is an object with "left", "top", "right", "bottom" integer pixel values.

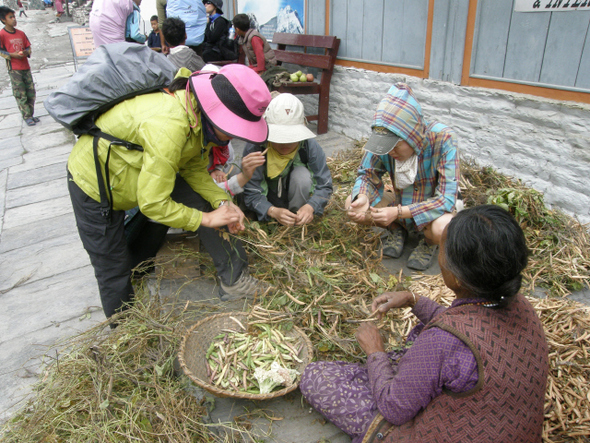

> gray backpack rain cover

[{"left": 44, "top": 42, "right": 177, "bottom": 132}]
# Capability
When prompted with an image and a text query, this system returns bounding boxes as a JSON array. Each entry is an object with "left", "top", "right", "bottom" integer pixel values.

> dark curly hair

[
  {"left": 444, "top": 205, "right": 529, "bottom": 307},
  {"left": 162, "top": 17, "right": 186, "bottom": 47},
  {"left": 0, "top": 6, "right": 15, "bottom": 22},
  {"left": 232, "top": 13, "right": 251, "bottom": 32}
]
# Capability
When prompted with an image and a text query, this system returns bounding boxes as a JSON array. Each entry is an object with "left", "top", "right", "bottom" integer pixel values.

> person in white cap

[{"left": 242, "top": 93, "right": 333, "bottom": 226}]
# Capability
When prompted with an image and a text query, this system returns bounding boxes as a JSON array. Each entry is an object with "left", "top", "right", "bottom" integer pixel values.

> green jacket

[{"left": 67, "top": 88, "right": 230, "bottom": 231}]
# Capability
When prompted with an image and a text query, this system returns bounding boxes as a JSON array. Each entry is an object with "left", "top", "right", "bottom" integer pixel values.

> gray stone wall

[
  {"left": 301, "top": 66, "right": 590, "bottom": 226},
  {"left": 71, "top": 1, "right": 91, "bottom": 25}
]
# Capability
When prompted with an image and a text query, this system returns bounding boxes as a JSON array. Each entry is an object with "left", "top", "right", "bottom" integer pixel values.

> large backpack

[
  {"left": 44, "top": 42, "right": 177, "bottom": 219},
  {"left": 45, "top": 42, "right": 176, "bottom": 135}
]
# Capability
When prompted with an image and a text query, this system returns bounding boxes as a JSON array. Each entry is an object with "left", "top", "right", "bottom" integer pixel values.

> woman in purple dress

[{"left": 300, "top": 205, "right": 549, "bottom": 442}]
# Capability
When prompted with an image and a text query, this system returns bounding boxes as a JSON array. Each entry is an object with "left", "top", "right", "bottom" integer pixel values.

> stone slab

[
  {"left": 0, "top": 169, "right": 6, "bottom": 226},
  {"left": 0, "top": 96, "right": 17, "bottom": 111},
  {"left": 0, "top": 266, "right": 102, "bottom": 344},
  {"left": 0, "top": 108, "right": 17, "bottom": 119},
  {"left": 0, "top": 87, "right": 13, "bottom": 98},
  {"left": 149, "top": 276, "right": 224, "bottom": 307},
  {"left": 207, "top": 391, "right": 351, "bottom": 443},
  {"left": 0, "top": 143, "right": 24, "bottom": 171},
  {"left": 0, "top": 127, "right": 18, "bottom": 141},
  {"left": 316, "top": 128, "right": 357, "bottom": 159},
  {"left": 0, "top": 136, "right": 22, "bottom": 152},
  {"left": 0, "top": 231, "right": 88, "bottom": 290},
  {"left": 2, "top": 194, "right": 72, "bottom": 230},
  {"left": 0, "top": 155, "right": 23, "bottom": 172},
  {"left": 0, "top": 337, "right": 49, "bottom": 422},
  {"left": 568, "top": 286, "right": 590, "bottom": 305},
  {"left": 0, "top": 213, "right": 77, "bottom": 254},
  {"left": 8, "top": 143, "right": 71, "bottom": 174},
  {"left": 0, "top": 277, "right": 102, "bottom": 422},
  {"left": 0, "top": 112, "right": 23, "bottom": 131},
  {"left": 6, "top": 176, "right": 68, "bottom": 209},
  {"left": 20, "top": 125, "right": 74, "bottom": 150},
  {"left": 46, "top": 23, "right": 70, "bottom": 38},
  {"left": 32, "top": 106, "right": 50, "bottom": 118},
  {"left": 7, "top": 161, "right": 67, "bottom": 189}
]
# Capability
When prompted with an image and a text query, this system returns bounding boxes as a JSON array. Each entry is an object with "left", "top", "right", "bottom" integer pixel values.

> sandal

[
  {"left": 32, "top": 116, "right": 40, "bottom": 123},
  {"left": 25, "top": 117, "right": 36, "bottom": 126}
]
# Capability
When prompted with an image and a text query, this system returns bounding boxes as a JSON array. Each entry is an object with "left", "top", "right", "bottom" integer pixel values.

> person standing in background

[
  {"left": 17, "top": 0, "right": 27, "bottom": 18},
  {"left": 155, "top": 0, "right": 168, "bottom": 52},
  {"left": 54, "top": 0, "right": 64, "bottom": 17},
  {"left": 125, "top": 0, "right": 147, "bottom": 44},
  {"left": 147, "top": 15, "right": 162, "bottom": 51},
  {"left": 0, "top": 6, "right": 38, "bottom": 126},
  {"left": 89, "top": 0, "right": 134, "bottom": 47}
]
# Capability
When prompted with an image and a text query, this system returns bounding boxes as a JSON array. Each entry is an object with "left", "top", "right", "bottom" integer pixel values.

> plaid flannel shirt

[{"left": 352, "top": 83, "right": 459, "bottom": 230}]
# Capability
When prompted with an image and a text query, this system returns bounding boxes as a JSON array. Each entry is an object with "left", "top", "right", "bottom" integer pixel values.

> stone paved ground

[{"left": 0, "top": 10, "right": 102, "bottom": 423}]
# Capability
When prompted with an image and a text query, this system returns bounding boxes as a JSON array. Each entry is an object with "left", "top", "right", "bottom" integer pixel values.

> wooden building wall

[{"left": 227, "top": 0, "right": 590, "bottom": 102}]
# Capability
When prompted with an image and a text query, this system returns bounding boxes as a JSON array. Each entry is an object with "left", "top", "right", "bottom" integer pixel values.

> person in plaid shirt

[{"left": 345, "top": 83, "right": 460, "bottom": 270}]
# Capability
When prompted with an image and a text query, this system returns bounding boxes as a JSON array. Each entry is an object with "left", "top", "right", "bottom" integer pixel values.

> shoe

[
  {"left": 32, "top": 116, "right": 40, "bottom": 123},
  {"left": 25, "top": 118, "right": 35, "bottom": 126},
  {"left": 381, "top": 228, "right": 408, "bottom": 259},
  {"left": 407, "top": 239, "right": 439, "bottom": 271},
  {"left": 219, "top": 271, "right": 270, "bottom": 302}
]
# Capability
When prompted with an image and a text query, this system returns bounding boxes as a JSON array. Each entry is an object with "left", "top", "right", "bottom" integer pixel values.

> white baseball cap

[{"left": 264, "top": 93, "right": 316, "bottom": 143}]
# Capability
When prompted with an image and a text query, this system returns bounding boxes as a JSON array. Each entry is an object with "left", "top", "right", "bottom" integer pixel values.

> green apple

[
  {"left": 290, "top": 73, "right": 299, "bottom": 82},
  {"left": 299, "top": 74, "right": 307, "bottom": 82}
]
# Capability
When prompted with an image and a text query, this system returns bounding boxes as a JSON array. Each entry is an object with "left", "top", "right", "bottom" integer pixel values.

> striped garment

[{"left": 352, "top": 83, "right": 460, "bottom": 230}]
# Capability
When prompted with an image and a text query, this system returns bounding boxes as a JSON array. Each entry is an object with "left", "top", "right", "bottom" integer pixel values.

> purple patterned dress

[{"left": 299, "top": 297, "right": 482, "bottom": 442}]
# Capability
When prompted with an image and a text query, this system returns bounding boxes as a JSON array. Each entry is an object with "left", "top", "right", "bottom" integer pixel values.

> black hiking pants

[{"left": 68, "top": 172, "right": 248, "bottom": 319}]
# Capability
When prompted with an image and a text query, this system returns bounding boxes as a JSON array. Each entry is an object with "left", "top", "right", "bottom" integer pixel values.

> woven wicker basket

[{"left": 178, "top": 312, "right": 313, "bottom": 400}]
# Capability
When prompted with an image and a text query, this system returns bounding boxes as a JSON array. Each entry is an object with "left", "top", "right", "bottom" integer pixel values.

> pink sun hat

[{"left": 190, "top": 64, "right": 271, "bottom": 144}]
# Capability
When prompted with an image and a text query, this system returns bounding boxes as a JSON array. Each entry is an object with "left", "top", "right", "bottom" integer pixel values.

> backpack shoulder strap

[
  {"left": 87, "top": 125, "right": 145, "bottom": 221},
  {"left": 87, "top": 126, "right": 144, "bottom": 152}
]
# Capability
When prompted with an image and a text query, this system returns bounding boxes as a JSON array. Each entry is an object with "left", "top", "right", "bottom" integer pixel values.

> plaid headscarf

[
  {"left": 353, "top": 83, "right": 460, "bottom": 230},
  {"left": 371, "top": 83, "right": 427, "bottom": 155}
]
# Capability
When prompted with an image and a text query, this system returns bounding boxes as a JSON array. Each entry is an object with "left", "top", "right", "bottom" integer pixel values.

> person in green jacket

[{"left": 67, "top": 64, "right": 271, "bottom": 323}]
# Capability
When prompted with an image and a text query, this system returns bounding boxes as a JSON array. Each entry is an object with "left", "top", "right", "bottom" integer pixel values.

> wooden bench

[{"left": 272, "top": 33, "right": 340, "bottom": 135}]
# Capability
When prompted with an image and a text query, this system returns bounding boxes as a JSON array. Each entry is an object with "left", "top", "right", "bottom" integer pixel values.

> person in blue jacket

[
  {"left": 125, "top": 0, "right": 146, "bottom": 44},
  {"left": 166, "top": 0, "right": 207, "bottom": 55}
]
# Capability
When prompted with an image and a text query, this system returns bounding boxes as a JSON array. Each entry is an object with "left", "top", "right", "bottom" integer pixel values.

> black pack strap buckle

[{"left": 92, "top": 134, "right": 113, "bottom": 221}]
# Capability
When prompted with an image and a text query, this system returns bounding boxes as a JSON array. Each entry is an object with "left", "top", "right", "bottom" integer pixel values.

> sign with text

[
  {"left": 515, "top": 0, "right": 590, "bottom": 12},
  {"left": 68, "top": 26, "right": 96, "bottom": 71}
]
